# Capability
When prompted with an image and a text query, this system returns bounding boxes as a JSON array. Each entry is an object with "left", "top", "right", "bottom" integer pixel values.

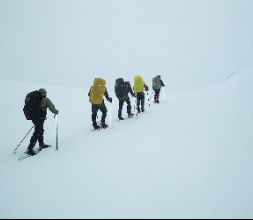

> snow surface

[{"left": 0, "top": 68, "right": 253, "bottom": 218}]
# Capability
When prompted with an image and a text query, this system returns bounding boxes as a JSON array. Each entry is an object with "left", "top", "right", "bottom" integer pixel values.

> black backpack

[
  {"left": 23, "top": 91, "right": 44, "bottom": 120},
  {"left": 115, "top": 78, "right": 126, "bottom": 98}
]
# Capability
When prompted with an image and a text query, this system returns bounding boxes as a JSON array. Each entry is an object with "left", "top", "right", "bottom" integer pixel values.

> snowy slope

[{"left": 0, "top": 69, "right": 253, "bottom": 218}]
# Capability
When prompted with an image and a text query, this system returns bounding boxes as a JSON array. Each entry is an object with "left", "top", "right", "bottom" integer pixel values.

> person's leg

[
  {"left": 100, "top": 103, "right": 108, "bottom": 127},
  {"left": 37, "top": 119, "right": 45, "bottom": 147},
  {"left": 92, "top": 105, "right": 100, "bottom": 129},
  {"left": 154, "top": 90, "right": 157, "bottom": 102},
  {"left": 27, "top": 119, "right": 43, "bottom": 155},
  {"left": 126, "top": 98, "right": 133, "bottom": 116},
  {"left": 118, "top": 100, "right": 124, "bottom": 120},
  {"left": 140, "top": 93, "right": 145, "bottom": 112},
  {"left": 155, "top": 90, "right": 160, "bottom": 103},
  {"left": 28, "top": 120, "right": 39, "bottom": 149},
  {"left": 137, "top": 93, "right": 141, "bottom": 113}
]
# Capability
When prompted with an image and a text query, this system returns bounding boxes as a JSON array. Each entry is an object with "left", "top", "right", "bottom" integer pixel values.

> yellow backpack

[
  {"left": 89, "top": 78, "right": 106, "bottom": 105},
  {"left": 134, "top": 75, "right": 145, "bottom": 93}
]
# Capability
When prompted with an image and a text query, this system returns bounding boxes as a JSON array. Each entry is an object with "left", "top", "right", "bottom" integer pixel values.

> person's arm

[
  {"left": 161, "top": 80, "right": 165, "bottom": 87},
  {"left": 46, "top": 98, "right": 59, "bottom": 115},
  {"left": 130, "top": 87, "right": 135, "bottom": 96},
  {"left": 88, "top": 87, "right": 92, "bottom": 96},
  {"left": 104, "top": 89, "right": 112, "bottom": 102},
  {"left": 127, "top": 83, "right": 135, "bottom": 96},
  {"left": 144, "top": 84, "right": 149, "bottom": 91}
]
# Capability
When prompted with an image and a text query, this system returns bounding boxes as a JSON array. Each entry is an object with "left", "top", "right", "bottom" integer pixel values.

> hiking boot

[
  {"left": 101, "top": 123, "right": 109, "bottom": 129},
  {"left": 93, "top": 121, "right": 101, "bottom": 130},
  {"left": 26, "top": 148, "right": 36, "bottom": 156},
  {"left": 39, "top": 144, "right": 51, "bottom": 151},
  {"left": 128, "top": 113, "right": 134, "bottom": 118},
  {"left": 93, "top": 124, "right": 101, "bottom": 130}
]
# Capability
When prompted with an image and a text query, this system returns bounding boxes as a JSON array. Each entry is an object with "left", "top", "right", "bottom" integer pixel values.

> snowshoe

[
  {"left": 39, "top": 144, "right": 51, "bottom": 151},
  {"left": 26, "top": 149, "right": 36, "bottom": 156},
  {"left": 93, "top": 125, "right": 101, "bottom": 130},
  {"left": 101, "top": 124, "right": 109, "bottom": 129},
  {"left": 118, "top": 116, "right": 124, "bottom": 120},
  {"left": 128, "top": 113, "right": 134, "bottom": 118},
  {"left": 93, "top": 121, "right": 101, "bottom": 130}
]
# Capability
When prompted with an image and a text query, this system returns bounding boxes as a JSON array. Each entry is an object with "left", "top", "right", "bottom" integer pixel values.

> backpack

[
  {"left": 125, "top": 81, "right": 133, "bottom": 94},
  {"left": 89, "top": 78, "right": 106, "bottom": 105},
  {"left": 134, "top": 75, "right": 145, "bottom": 93},
  {"left": 23, "top": 91, "right": 44, "bottom": 120},
  {"left": 152, "top": 76, "right": 162, "bottom": 90},
  {"left": 115, "top": 78, "right": 126, "bottom": 99}
]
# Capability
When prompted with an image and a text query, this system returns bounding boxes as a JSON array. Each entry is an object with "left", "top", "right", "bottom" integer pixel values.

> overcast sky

[{"left": 0, "top": 0, "right": 253, "bottom": 91}]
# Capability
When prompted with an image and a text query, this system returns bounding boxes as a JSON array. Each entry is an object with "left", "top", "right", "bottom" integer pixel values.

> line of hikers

[
  {"left": 88, "top": 75, "right": 165, "bottom": 129},
  {"left": 23, "top": 75, "right": 165, "bottom": 155}
]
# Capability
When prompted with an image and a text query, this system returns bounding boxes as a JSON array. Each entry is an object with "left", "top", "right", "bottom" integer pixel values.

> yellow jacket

[{"left": 134, "top": 75, "right": 147, "bottom": 93}]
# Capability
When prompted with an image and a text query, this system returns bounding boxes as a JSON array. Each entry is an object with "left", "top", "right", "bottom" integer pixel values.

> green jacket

[
  {"left": 41, "top": 97, "right": 58, "bottom": 116},
  {"left": 39, "top": 89, "right": 58, "bottom": 119}
]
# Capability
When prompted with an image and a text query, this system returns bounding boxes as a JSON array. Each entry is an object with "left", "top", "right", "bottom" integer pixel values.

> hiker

[
  {"left": 115, "top": 78, "right": 135, "bottom": 120},
  {"left": 152, "top": 75, "right": 165, "bottom": 103},
  {"left": 133, "top": 75, "right": 149, "bottom": 113},
  {"left": 88, "top": 78, "right": 112, "bottom": 130},
  {"left": 24, "top": 88, "right": 59, "bottom": 155}
]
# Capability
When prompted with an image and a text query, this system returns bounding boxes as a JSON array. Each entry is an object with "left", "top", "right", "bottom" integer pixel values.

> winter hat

[{"left": 39, "top": 88, "right": 47, "bottom": 97}]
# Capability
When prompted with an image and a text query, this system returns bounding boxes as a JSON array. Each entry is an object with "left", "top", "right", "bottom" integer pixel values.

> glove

[
  {"left": 144, "top": 85, "right": 149, "bottom": 91},
  {"left": 54, "top": 110, "right": 59, "bottom": 118},
  {"left": 108, "top": 97, "right": 112, "bottom": 103}
]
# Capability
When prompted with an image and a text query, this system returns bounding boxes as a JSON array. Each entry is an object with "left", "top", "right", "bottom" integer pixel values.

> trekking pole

[
  {"left": 151, "top": 91, "right": 154, "bottom": 103},
  {"left": 132, "top": 96, "right": 136, "bottom": 117},
  {"left": 146, "top": 91, "right": 151, "bottom": 108},
  {"left": 162, "top": 87, "right": 166, "bottom": 102},
  {"left": 108, "top": 102, "right": 112, "bottom": 128},
  {"left": 96, "top": 115, "right": 100, "bottom": 126},
  {"left": 13, "top": 126, "right": 34, "bottom": 154},
  {"left": 134, "top": 96, "right": 139, "bottom": 117},
  {"left": 55, "top": 115, "right": 59, "bottom": 151}
]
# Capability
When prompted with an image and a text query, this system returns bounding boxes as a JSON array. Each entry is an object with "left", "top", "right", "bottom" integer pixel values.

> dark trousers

[
  {"left": 29, "top": 119, "right": 45, "bottom": 149},
  {"left": 118, "top": 98, "right": 132, "bottom": 117},
  {"left": 154, "top": 89, "right": 161, "bottom": 102},
  {"left": 136, "top": 92, "right": 145, "bottom": 112},
  {"left": 92, "top": 103, "right": 107, "bottom": 126}
]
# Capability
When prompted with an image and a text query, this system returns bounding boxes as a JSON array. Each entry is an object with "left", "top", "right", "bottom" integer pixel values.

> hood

[{"left": 39, "top": 88, "right": 47, "bottom": 97}]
